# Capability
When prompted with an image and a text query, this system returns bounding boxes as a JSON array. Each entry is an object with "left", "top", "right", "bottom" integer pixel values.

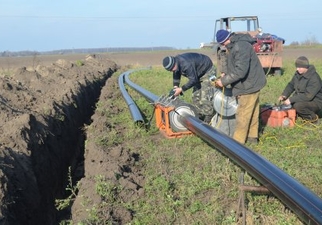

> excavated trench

[{"left": 0, "top": 55, "right": 117, "bottom": 225}]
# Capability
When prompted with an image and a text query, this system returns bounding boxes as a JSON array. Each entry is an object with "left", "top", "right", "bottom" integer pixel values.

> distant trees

[
  {"left": 289, "top": 35, "right": 320, "bottom": 46},
  {"left": 1, "top": 50, "right": 40, "bottom": 57},
  {"left": 0, "top": 47, "right": 176, "bottom": 57}
]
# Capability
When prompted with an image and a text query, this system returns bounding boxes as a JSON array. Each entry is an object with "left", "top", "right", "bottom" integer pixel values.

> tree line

[{"left": 0, "top": 46, "right": 176, "bottom": 57}]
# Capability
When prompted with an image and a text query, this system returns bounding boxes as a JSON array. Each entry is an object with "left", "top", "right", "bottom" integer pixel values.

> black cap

[
  {"left": 295, "top": 56, "right": 309, "bottom": 68},
  {"left": 163, "top": 56, "right": 176, "bottom": 71}
]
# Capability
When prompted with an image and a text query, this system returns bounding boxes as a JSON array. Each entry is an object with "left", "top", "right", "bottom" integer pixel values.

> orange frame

[{"left": 154, "top": 103, "right": 192, "bottom": 138}]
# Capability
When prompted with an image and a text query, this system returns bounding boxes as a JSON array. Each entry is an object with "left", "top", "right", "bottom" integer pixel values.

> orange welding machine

[
  {"left": 261, "top": 104, "right": 296, "bottom": 127},
  {"left": 154, "top": 95, "right": 197, "bottom": 138}
]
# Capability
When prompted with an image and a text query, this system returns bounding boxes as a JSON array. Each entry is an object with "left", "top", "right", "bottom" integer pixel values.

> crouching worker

[
  {"left": 278, "top": 56, "right": 322, "bottom": 124},
  {"left": 162, "top": 52, "right": 216, "bottom": 123}
]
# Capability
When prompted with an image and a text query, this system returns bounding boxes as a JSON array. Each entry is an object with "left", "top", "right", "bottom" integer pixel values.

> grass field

[
  {"left": 110, "top": 59, "right": 322, "bottom": 224},
  {"left": 64, "top": 56, "right": 322, "bottom": 225},
  {"left": 1, "top": 48, "right": 321, "bottom": 224}
]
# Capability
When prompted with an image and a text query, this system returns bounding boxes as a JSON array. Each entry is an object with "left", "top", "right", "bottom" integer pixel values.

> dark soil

[
  {"left": 0, "top": 54, "right": 117, "bottom": 225},
  {"left": 0, "top": 48, "right": 321, "bottom": 225}
]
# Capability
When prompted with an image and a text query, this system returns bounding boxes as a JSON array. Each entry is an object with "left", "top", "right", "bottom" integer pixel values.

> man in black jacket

[
  {"left": 214, "top": 29, "right": 267, "bottom": 144},
  {"left": 278, "top": 56, "right": 322, "bottom": 123},
  {"left": 162, "top": 52, "right": 216, "bottom": 123}
]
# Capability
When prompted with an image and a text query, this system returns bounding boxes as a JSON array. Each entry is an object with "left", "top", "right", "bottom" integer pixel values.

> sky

[{"left": 0, "top": 0, "right": 321, "bottom": 52}]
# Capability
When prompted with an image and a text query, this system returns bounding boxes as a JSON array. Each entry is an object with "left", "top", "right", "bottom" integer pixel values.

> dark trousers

[{"left": 293, "top": 101, "right": 320, "bottom": 120}]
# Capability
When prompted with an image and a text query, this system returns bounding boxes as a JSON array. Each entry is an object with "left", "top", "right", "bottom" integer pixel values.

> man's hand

[
  {"left": 173, "top": 87, "right": 183, "bottom": 96},
  {"left": 278, "top": 95, "right": 286, "bottom": 101},
  {"left": 278, "top": 95, "right": 291, "bottom": 105},
  {"left": 215, "top": 79, "right": 223, "bottom": 88},
  {"left": 213, "top": 73, "right": 225, "bottom": 88},
  {"left": 168, "top": 86, "right": 183, "bottom": 99},
  {"left": 283, "top": 98, "right": 291, "bottom": 105}
]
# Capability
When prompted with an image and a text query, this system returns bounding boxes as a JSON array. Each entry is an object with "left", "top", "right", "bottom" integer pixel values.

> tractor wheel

[{"left": 274, "top": 68, "right": 282, "bottom": 76}]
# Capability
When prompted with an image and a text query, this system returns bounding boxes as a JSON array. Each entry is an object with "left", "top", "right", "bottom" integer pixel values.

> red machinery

[
  {"left": 213, "top": 16, "right": 284, "bottom": 75},
  {"left": 253, "top": 36, "right": 274, "bottom": 53}
]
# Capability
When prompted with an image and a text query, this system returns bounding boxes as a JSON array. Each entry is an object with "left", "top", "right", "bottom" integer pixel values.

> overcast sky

[{"left": 0, "top": 0, "right": 321, "bottom": 52}]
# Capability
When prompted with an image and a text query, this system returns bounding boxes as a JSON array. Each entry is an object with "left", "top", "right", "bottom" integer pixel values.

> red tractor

[{"left": 213, "top": 16, "right": 284, "bottom": 75}]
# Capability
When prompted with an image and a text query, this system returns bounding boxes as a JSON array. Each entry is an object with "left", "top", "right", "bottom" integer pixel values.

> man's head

[
  {"left": 163, "top": 56, "right": 176, "bottom": 71},
  {"left": 295, "top": 56, "right": 309, "bottom": 74},
  {"left": 216, "top": 29, "right": 231, "bottom": 44},
  {"left": 295, "top": 56, "right": 309, "bottom": 68}
]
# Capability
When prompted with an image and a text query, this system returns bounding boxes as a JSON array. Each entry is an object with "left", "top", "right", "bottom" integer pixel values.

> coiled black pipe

[{"left": 122, "top": 70, "right": 322, "bottom": 225}]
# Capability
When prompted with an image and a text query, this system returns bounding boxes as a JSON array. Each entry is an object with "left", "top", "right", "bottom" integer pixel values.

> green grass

[
  {"left": 76, "top": 59, "right": 322, "bottom": 224},
  {"left": 128, "top": 60, "right": 322, "bottom": 224}
]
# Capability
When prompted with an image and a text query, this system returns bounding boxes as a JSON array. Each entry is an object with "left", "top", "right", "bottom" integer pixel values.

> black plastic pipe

[
  {"left": 124, "top": 70, "right": 158, "bottom": 103},
  {"left": 118, "top": 71, "right": 144, "bottom": 125},
  {"left": 179, "top": 113, "right": 322, "bottom": 225},
  {"left": 122, "top": 69, "right": 322, "bottom": 225}
]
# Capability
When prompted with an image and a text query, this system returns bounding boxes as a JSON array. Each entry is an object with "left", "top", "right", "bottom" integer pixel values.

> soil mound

[{"left": 0, "top": 54, "right": 116, "bottom": 225}]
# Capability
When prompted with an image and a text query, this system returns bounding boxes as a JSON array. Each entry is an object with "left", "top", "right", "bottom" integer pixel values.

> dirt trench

[{"left": 0, "top": 54, "right": 117, "bottom": 225}]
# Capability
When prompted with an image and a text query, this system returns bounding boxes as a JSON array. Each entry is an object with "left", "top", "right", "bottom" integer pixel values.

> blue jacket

[{"left": 173, "top": 52, "right": 213, "bottom": 91}]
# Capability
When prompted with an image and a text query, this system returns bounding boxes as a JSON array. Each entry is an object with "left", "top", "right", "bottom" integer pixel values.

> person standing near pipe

[
  {"left": 162, "top": 52, "right": 217, "bottom": 123},
  {"left": 214, "top": 29, "right": 267, "bottom": 144}
]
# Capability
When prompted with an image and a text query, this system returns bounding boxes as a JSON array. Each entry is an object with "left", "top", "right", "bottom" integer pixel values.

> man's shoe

[
  {"left": 312, "top": 115, "right": 320, "bottom": 124},
  {"left": 246, "top": 137, "right": 259, "bottom": 144},
  {"left": 307, "top": 115, "right": 320, "bottom": 125}
]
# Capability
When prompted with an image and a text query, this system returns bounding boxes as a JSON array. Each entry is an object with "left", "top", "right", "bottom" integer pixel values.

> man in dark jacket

[
  {"left": 162, "top": 52, "right": 216, "bottom": 123},
  {"left": 215, "top": 29, "right": 267, "bottom": 144},
  {"left": 278, "top": 56, "right": 322, "bottom": 123}
]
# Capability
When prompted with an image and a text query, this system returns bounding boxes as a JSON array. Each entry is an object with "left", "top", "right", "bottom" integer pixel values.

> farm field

[
  {"left": 1, "top": 47, "right": 322, "bottom": 69},
  {"left": 0, "top": 47, "right": 321, "bottom": 224}
]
